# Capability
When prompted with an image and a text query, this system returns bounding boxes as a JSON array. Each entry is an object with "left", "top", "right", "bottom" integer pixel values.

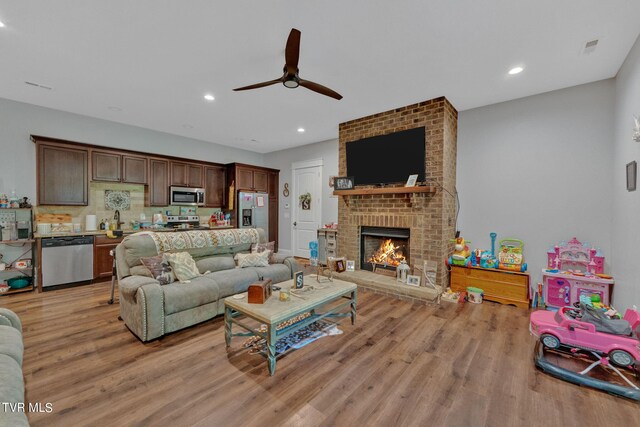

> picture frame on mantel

[
  {"left": 627, "top": 161, "right": 636, "bottom": 192},
  {"left": 334, "top": 176, "right": 354, "bottom": 190},
  {"left": 405, "top": 174, "right": 418, "bottom": 187}
]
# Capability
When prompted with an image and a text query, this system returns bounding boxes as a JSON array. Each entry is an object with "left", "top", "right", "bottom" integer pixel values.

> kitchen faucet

[{"left": 114, "top": 210, "right": 124, "bottom": 230}]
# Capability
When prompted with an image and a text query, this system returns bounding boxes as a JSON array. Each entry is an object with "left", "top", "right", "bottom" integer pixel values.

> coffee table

[{"left": 224, "top": 275, "right": 357, "bottom": 375}]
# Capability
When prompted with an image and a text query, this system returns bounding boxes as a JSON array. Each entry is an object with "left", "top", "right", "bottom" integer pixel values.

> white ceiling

[{"left": 0, "top": 1, "right": 639, "bottom": 153}]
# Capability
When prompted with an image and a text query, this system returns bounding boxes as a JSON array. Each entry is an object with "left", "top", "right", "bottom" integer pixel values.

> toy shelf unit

[
  {"left": 449, "top": 265, "right": 530, "bottom": 308},
  {"left": 0, "top": 208, "right": 35, "bottom": 295},
  {"left": 542, "top": 237, "right": 613, "bottom": 309}
]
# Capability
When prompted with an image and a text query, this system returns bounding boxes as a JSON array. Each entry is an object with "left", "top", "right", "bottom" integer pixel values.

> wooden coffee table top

[{"left": 224, "top": 275, "right": 356, "bottom": 324}]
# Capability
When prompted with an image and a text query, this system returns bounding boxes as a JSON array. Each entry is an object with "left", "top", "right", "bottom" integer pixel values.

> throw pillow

[
  {"left": 163, "top": 252, "right": 200, "bottom": 282},
  {"left": 251, "top": 241, "right": 276, "bottom": 264},
  {"left": 140, "top": 255, "right": 175, "bottom": 285},
  {"left": 235, "top": 251, "right": 270, "bottom": 268}
]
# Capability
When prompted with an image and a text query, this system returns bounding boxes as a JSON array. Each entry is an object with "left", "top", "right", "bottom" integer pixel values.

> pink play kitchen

[{"left": 542, "top": 237, "right": 614, "bottom": 309}]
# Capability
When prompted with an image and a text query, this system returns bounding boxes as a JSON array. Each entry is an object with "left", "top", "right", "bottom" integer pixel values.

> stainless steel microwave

[{"left": 170, "top": 186, "right": 205, "bottom": 206}]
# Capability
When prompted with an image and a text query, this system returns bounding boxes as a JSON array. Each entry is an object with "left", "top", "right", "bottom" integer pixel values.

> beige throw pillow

[
  {"left": 251, "top": 241, "right": 276, "bottom": 264},
  {"left": 235, "top": 251, "right": 270, "bottom": 268},
  {"left": 163, "top": 252, "right": 200, "bottom": 282}
]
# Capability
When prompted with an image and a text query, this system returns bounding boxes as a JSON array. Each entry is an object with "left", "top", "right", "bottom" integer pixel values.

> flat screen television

[{"left": 346, "top": 127, "right": 426, "bottom": 185}]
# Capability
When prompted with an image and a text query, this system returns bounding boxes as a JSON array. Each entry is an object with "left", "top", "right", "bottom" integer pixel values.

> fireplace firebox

[{"left": 360, "top": 226, "right": 410, "bottom": 272}]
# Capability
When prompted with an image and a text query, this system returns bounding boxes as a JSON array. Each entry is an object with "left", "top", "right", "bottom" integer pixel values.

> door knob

[{"left": 293, "top": 221, "right": 297, "bottom": 226}]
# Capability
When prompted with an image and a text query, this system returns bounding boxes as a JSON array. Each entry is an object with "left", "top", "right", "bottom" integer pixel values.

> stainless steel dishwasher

[{"left": 41, "top": 236, "right": 95, "bottom": 288}]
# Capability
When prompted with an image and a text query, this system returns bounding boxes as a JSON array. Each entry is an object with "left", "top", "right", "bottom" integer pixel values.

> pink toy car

[{"left": 530, "top": 306, "right": 640, "bottom": 368}]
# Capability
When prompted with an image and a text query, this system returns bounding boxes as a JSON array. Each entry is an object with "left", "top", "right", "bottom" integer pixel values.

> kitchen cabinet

[
  {"left": 92, "top": 151, "right": 121, "bottom": 182},
  {"left": 91, "top": 151, "right": 148, "bottom": 184},
  {"left": 268, "top": 171, "right": 279, "bottom": 248},
  {"left": 204, "top": 166, "right": 226, "bottom": 207},
  {"left": 122, "top": 155, "right": 148, "bottom": 184},
  {"left": 37, "top": 142, "right": 88, "bottom": 205},
  {"left": 170, "top": 161, "right": 203, "bottom": 188},
  {"left": 94, "top": 235, "right": 123, "bottom": 279},
  {"left": 236, "top": 166, "right": 268, "bottom": 191},
  {"left": 148, "top": 158, "right": 169, "bottom": 206}
]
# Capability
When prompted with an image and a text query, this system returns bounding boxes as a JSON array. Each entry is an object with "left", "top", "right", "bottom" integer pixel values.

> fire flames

[{"left": 368, "top": 239, "right": 406, "bottom": 267}]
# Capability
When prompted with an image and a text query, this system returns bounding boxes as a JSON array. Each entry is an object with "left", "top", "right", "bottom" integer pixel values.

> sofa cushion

[
  {"left": 196, "top": 256, "right": 236, "bottom": 274},
  {"left": 252, "top": 264, "right": 294, "bottom": 284},
  {"left": 0, "top": 354, "right": 28, "bottom": 426},
  {"left": 163, "top": 252, "right": 200, "bottom": 281},
  {"left": 0, "top": 325, "right": 23, "bottom": 366},
  {"left": 207, "top": 268, "right": 260, "bottom": 299},
  {"left": 162, "top": 276, "right": 220, "bottom": 315},
  {"left": 130, "top": 265, "right": 153, "bottom": 277},
  {"left": 122, "top": 233, "right": 160, "bottom": 268},
  {"left": 235, "top": 251, "right": 270, "bottom": 268}
]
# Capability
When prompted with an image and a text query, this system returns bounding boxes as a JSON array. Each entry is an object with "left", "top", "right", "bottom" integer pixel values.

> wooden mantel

[{"left": 332, "top": 186, "right": 436, "bottom": 196}]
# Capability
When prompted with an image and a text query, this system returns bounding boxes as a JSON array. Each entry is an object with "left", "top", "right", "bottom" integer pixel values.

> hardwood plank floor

[{"left": 1, "top": 282, "right": 638, "bottom": 426}]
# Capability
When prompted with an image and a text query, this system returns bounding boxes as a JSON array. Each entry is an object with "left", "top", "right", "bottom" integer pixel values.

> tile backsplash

[{"left": 34, "top": 182, "right": 221, "bottom": 228}]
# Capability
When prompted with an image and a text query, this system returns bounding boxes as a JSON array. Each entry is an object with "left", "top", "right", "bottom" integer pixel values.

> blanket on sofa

[{"left": 149, "top": 228, "right": 260, "bottom": 253}]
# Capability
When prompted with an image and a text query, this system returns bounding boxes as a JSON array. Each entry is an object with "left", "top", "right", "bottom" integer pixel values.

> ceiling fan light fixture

[{"left": 283, "top": 78, "right": 299, "bottom": 89}]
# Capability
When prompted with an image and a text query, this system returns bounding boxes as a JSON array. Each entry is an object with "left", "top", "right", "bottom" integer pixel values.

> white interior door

[{"left": 292, "top": 159, "right": 322, "bottom": 258}]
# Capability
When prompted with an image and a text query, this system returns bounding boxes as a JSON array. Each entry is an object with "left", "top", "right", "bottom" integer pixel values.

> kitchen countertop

[{"left": 33, "top": 225, "right": 234, "bottom": 239}]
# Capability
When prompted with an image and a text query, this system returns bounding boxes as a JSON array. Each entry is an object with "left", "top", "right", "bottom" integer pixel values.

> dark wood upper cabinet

[
  {"left": 37, "top": 144, "right": 88, "bottom": 205},
  {"left": 148, "top": 158, "right": 169, "bottom": 206},
  {"left": 236, "top": 167, "right": 268, "bottom": 192},
  {"left": 187, "top": 164, "right": 203, "bottom": 188},
  {"left": 236, "top": 168, "right": 254, "bottom": 190},
  {"left": 122, "top": 155, "right": 147, "bottom": 184},
  {"left": 91, "top": 151, "right": 121, "bottom": 182},
  {"left": 170, "top": 161, "right": 203, "bottom": 188},
  {"left": 204, "top": 166, "right": 226, "bottom": 207},
  {"left": 92, "top": 151, "right": 147, "bottom": 184},
  {"left": 170, "top": 162, "right": 188, "bottom": 186},
  {"left": 253, "top": 170, "right": 268, "bottom": 192},
  {"left": 268, "top": 171, "right": 279, "bottom": 198}
]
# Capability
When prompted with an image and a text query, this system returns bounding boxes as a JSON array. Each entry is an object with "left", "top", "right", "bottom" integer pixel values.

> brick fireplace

[{"left": 337, "top": 97, "right": 457, "bottom": 290}]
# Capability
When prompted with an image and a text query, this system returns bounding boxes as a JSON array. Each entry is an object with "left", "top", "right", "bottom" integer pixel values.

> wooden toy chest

[{"left": 450, "top": 265, "right": 530, "bottom": 308}]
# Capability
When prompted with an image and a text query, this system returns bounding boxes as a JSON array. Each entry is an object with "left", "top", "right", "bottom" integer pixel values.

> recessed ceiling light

[
  {"left": 0, "top": 20, "right": 5, "bottom": 28},
  {"left": 508, "top": 66, "right": 524, "bottom": 75},
  {"left": 108, "top": 106, "right": 122, "bottom": 112},
  {"left": 204, "top": 94, "right": 215, "bottom": 101},
  {"left": 182, "top": 124, "right": 194, "bottom": 129},
  {"left": 297, "top": 128, "right": 305, "bottom": 133}
]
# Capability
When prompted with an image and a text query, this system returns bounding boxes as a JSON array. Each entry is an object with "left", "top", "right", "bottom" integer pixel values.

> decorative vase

[{"left": 396, "top": 260, "right": 410, "bottom": 283}]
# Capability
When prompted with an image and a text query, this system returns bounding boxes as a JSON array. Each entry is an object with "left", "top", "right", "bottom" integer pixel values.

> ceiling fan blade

[
  {"left": 299, "top": 79, "right": 343, "bottom": 100},
  {"left": 233, "top": 78, "right": 283, "bottom": 91},
  {"left": 285, "top": 28, "right": 301, "bottom": 75}
]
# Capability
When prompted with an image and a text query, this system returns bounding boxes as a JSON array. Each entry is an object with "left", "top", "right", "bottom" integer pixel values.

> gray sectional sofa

[
  {"left": 0, "top": 308, "right": 29, "bottom": 427},
  {"left": 115, "top": 228, "right": 299, "bottom": 342}
]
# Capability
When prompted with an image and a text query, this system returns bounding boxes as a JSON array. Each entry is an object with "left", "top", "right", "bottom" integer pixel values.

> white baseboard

[{"left": 276, "top": 249, "right": 293, "bottom": 256}]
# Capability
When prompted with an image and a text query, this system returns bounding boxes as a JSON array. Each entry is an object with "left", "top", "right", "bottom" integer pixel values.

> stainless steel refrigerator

[{"left": 238, "top": 192, "right": 269, "bottom": 235}]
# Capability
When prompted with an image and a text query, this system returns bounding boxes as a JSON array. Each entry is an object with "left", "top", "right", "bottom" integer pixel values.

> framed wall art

[{"left": 334, "top": 176, "right": 354, "bottom": 190}]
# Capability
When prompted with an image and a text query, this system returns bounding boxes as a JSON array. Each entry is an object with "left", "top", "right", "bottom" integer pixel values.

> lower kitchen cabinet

[{"left": 94, "top": 235, "right": 123, "bottom": 279}]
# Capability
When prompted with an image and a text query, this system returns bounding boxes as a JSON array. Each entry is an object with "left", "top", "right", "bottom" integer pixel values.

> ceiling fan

[{"left": 233, "top": 28, "right": 342, "bottom": 100}]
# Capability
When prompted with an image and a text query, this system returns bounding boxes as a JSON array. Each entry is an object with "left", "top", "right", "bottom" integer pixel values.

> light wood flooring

[{"left": 1, "top": 282, "right": 638, "bottom": 426}]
